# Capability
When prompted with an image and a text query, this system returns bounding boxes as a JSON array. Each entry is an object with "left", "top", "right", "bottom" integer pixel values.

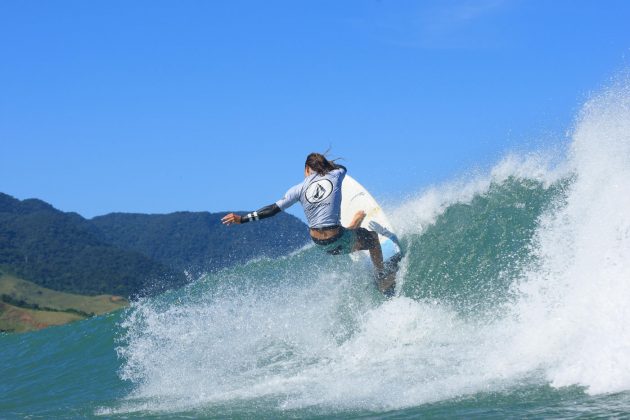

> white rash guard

[{"left": 275, "top": 166, "right": 346, "bottom": 229}]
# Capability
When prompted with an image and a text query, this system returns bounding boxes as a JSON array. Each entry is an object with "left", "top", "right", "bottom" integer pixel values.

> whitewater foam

[{"left": 505, "top": 80, "right": 630, "bottom": 395}]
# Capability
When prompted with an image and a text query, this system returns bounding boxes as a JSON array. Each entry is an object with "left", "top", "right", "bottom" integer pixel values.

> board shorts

[{"left": 312, "top": 226, "right": 378, "bottom": 255}]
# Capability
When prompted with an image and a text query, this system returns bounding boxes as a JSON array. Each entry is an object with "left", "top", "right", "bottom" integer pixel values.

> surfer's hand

[
  {"left": 348, "top": 210, "right": 367, "bottom": 229},
  {"left": 221, "top": 213, "right": 242, "bottom": 225}
]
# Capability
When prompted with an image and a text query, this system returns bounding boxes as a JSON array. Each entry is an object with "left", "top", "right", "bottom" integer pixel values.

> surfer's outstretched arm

[
  {"left": 222, "top": 182, "right": 301, "bottom": 226},
  {"left": 221, "top": 204, "right": 281, "bottom": 225}
]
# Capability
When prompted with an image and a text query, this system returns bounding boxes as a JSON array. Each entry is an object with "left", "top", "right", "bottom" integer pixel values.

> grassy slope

[
  {"left": 0, "top": 302, "right": 85, "bottom": 333},
  {"left": 0, "top": 272, "right": 128, "bottom": 333}
]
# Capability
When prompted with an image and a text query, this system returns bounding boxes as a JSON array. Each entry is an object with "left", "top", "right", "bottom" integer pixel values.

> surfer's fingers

[{"left": 221, "top": 213, "right": 236, "bottom": 224}]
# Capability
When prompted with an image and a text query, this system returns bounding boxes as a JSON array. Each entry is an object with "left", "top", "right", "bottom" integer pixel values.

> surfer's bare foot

[{"left": 348, "top": 210, "right": 366, "bottom": 229}]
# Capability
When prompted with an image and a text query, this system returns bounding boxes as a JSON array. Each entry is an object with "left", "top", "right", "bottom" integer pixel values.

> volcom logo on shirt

[{"left": 305, "top": 179, "right": 333, "bottom": 204}]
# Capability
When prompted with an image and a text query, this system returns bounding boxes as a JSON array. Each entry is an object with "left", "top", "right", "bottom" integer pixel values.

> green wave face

[{"left": 403, "top": 176, "right": 570, "bottom": 315}]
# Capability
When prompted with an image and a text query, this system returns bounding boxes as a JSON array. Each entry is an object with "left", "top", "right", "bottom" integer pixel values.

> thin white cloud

[
  {"left": 444, "top": 0, "right": 510, "bottom": 23},
  {"left": 421, "top": 0, "right": 514, "bottom": 49},
  {"left": 348, "top": 0, "right": 516, "bottom": 50}
]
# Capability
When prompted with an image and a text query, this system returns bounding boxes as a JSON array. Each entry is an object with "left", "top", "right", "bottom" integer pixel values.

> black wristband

[{"left": 242, "top": 211, "right": 260, "bottom": 223}]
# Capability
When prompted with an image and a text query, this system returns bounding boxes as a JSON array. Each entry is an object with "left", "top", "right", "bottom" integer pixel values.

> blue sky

[{"left": 1, "top": 0, "right": 629, "bottom": 219}]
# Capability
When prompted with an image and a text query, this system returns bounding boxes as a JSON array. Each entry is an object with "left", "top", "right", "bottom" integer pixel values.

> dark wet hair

[{"left": 305, "top": 153, "right": 341, "bottom": 175}]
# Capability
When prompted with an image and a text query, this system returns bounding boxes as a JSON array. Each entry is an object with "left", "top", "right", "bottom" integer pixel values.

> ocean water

[{"left": 3, "top": 83, "right": 630, "bottom": 419}]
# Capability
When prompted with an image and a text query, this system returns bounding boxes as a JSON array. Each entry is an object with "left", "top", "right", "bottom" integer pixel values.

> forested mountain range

[{"left": 0, "top": 193, "right": 309, "bottom": 297}]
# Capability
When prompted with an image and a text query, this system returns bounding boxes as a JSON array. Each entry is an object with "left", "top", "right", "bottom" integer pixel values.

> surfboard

[{"left": 340, "top": 174, "right": 403, "bottom": 293}]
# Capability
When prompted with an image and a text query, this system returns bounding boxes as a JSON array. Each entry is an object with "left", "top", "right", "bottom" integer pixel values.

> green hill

[
  {"left": 0, "top": 193, "right": 309, "bottom": 298},
  {"left": 0, "top": 271, "right": 127, "bottom": 333},
  {"left": 0, "top": 193, "right": 183, "bottom": 296}
]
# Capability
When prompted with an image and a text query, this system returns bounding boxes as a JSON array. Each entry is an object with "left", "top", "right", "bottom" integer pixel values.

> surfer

[{"left": 221, "top": 153, "right": 396, "bottom": 295}]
